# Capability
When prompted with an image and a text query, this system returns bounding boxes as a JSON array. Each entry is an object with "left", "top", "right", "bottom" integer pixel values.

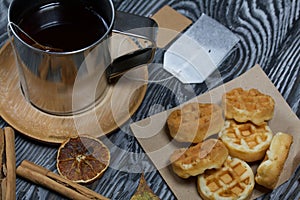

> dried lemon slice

[{"left": 57, "top": 135, "right": 110, "bottom": 183}]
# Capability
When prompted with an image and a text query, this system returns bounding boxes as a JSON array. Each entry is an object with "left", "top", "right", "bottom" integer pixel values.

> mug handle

[{"left": 106, "top": 11, "right": 157, "bottom": 83}]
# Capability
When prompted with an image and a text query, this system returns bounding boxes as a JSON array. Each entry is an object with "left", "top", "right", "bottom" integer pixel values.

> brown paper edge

[{"left": 151, "top": 5, "right": 192, "bottom": 48}]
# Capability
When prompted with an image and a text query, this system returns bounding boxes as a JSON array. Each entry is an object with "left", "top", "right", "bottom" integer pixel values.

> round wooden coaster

[{"left": 0, "top": 41, "right": 148, "bottom": 144}]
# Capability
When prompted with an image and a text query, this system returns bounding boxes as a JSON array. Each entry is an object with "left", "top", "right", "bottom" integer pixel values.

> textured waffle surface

[
  {"left": 170, "top": 139, "right": 228, "bottom": 178},
  {"left": 219, "top": 120, "right": 273, "bottom": 162},
  {"left": 222, "top": 88, "right": 275, "bottom": 125},
  {"left": 167, "top": 103, "right": 224, "bottom": 143},
  {"left": 198, "top": 156, "right": 254, "bottom": 200}
]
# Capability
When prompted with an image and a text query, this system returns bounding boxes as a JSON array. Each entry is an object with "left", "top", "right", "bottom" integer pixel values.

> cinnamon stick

[
  {"left": 0, "top": 127, "right": 16, "bottom": 200},
  {"left": 0, "top": 129, "right": 4, "bottom": 175},
  {"left": 1, "top": 178, "right": 6, "bottom": 200},
  {"left": 0, "top": 129, "right": 5, "bottom": 199},
  {"left": 17, "top": 160, "right": 109, "bottom": 200}
]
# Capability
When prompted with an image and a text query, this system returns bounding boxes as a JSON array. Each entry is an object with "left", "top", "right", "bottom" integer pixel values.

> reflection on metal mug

[{"left": 8, "top": 0, "right": 157, "bottom": 115}]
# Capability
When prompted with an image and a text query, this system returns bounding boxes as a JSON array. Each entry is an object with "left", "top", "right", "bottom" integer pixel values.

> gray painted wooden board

[{"left": 0, "top": 0, "right": 299, "bottom": 199}]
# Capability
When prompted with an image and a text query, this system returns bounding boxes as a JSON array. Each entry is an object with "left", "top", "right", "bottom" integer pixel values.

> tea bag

[{"left": 163, "top": 13, "right": 240, "bottom": 83}]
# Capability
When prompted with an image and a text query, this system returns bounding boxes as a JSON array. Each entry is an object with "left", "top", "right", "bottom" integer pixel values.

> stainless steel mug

[{"left": 8, "top": 0, "right": 156, "bottom": 115}]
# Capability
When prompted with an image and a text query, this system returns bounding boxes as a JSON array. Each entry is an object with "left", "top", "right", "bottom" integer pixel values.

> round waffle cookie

[
  {"left": 167, "top": 103, "right": 224, "bottom": 143},
  {"left": 219, "top": 120, "right": 273, "bottom": 162},
  {"left": 197, "top": 156, "right": 255, "bottom": 200},
  {"left": 222, "top": 88, "right": 275, "bottom": 125}
]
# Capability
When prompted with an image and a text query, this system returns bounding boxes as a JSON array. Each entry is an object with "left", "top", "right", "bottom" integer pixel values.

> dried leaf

[{"left": 131, "top": 173, "right": 160, "bottom": 200}]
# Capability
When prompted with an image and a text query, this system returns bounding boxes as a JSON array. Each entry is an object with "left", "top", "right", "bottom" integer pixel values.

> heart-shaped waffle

[
  {"left": 167, "top": 103, "right": 224, "bottom": 143},
  {"left": 222, "top": 88, "right": 275, "bottom": 125},
  {"left": 169, "top": 139, "right": 228, "bottom": 179}
]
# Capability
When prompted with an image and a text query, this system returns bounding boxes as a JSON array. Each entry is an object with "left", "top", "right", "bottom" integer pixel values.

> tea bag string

[
  {"left": 117, "top": 36, "right": 174, "bottom": 83},
  {"left": 7, "top": 22, "right": 63, "bottom": 52}
]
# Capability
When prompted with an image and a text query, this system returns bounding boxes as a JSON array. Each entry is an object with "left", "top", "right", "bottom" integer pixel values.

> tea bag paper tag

[
  {"left": 163, "top": 13, "right": 240, "bottom": 83},
  {"left": 151, "top": 5, "right": 192, "bottom": 48}
]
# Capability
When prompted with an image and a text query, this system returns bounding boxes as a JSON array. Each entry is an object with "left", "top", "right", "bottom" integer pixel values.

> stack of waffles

[{"left": 167, "top": 88, "right": 293, "bottom": 200}]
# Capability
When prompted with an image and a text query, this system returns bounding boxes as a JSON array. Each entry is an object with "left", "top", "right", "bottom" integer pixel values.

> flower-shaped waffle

[
  {"left": 197, "top": 156, "right": 255, "bottom": 200},
  {"left": 219, "top": 120, "right": 273, "bottom": 162}
]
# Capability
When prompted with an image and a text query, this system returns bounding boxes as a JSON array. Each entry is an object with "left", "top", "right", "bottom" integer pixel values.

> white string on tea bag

[{"left": 163, "top": 13, "right": 240, "bottom": 84}]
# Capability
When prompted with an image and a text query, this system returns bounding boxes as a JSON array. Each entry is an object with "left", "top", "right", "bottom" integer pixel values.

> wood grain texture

[{"left": 0, "top": 0, "right": 299, "bottom": 199}]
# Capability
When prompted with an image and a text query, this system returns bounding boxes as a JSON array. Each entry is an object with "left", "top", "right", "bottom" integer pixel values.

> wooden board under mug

[{"left": 0, "top": 35, "right": 149, "bottom": 144}]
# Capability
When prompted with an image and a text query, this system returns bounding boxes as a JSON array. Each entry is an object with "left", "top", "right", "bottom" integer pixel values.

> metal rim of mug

[{"left": 7, "top": 0, "right": 115, "bottom": 55}]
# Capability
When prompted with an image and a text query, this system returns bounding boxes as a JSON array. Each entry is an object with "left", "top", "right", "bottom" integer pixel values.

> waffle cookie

[
  {"left": 222, "top": 88, "right": 275, "bottom": 125},
  {"left": 219, "top": 120, "right": 273, "bottom": 162},
  {"left": 197, "top": 156, "right": 255, "bottom": 200},
  {"left": 255, "top": 132, "right": 293, "bottom": 189},
  {"left": 167, "top": 103, "right": 224, "bottom": 143},
  {"left": 169, "top": 139, "right": 228, "bottom": 179}
]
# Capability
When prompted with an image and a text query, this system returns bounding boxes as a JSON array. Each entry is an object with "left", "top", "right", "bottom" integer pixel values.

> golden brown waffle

[
  {"left": 222, "top": 88, "right": 275, "bottom": 125},
  {"left": 255, "top": 132, "right": 293, "bottom": 189},
  {"left": 219, "top": 120, "right": 273, "bottom": 162},
  {"left": 169, "top": 139, "right": 228, "bottom": 179},
  {"left": 167, "top": 103, "right": 224, "bottom": 143},
  {"left": 197, "top": 156, "right": 255, "bottom": 200}
]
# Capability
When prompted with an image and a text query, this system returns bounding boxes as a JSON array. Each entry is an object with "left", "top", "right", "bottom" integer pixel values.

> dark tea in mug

[
  {"left": 17, "top": 2, "right": 109, "bottom": 52},
  {"left": 8, "top": 0, "right": 156, "bottom": 114}
]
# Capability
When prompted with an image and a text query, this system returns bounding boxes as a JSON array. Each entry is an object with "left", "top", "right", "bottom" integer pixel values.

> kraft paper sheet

[{"left": 130, "top": 65, "right": 300, "bottom": 199}]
